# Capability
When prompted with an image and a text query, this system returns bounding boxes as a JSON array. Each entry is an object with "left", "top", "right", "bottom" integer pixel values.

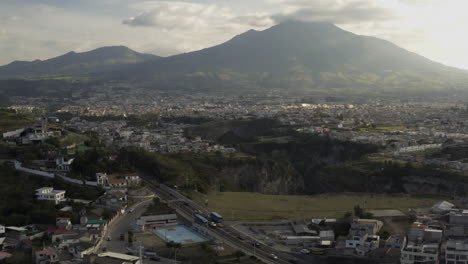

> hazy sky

[{"left": 1, "top": 0, "right": 468, "bottom": 69}]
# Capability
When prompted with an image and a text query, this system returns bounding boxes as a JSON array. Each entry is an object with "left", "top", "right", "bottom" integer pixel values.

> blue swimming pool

[{"left": 154, "top": 226, "right": 209, "bottom": 244}]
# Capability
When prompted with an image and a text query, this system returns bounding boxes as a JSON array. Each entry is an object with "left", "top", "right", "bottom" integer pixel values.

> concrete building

[
  {"left": 35, "top": 187, "right": 66, "bottom": 204},
  {"left": 446, "top": 239, "right": 468, "bottom": 264},
  {"left": 450, "top": 210, "right": 468, "bottom": 226},
  {"left": 400, "top": 240, "right": 439, "bottom": 264},
  {"left": 136, "top": 214, "right": 177, "bottom": 231}
]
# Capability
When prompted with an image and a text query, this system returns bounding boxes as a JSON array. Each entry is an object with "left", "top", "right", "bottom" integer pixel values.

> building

[
  {"left": 446, "top": 239, "right": 468, "bottom": 264},
  {"left": 136, "top": 214, "right": 177, "bottom": 231},
  {"left": 450, "top": 210, "right": 468, "bottom": 226},
  {"left": 96, "top": 172, "right": 141, "bottom": 189},
  {"left": 54, "top": 157, "right": 74, "bottom": 171},
  {"left": 0, "top": 225, "right": 5, "bottom": 250},
  {"left": 345, "top": 219, "right": 383, "bottom": 249},
  {"left": 35, "top": 249, "right": 59, "bottom": 264},
  {"left": 56, "top": 218, "right": 72, "bottom": 231},
  {"left": 432, "top": 201, "right": 455, "bottom": 214},
  {"left": 96, "top": 252, "right": 140, "bottom": 264},
  {"left": 400, "top": 240, "right": 439, "bottom": 264},
  {"left": 124, "top": 173, "right": 141, "bottom": 187},
  {"left": 400, "top": 220, "right": 442, "bottom": 264},
  {"left": 35, "top": 187, "right": 66, "bottom": 204}
]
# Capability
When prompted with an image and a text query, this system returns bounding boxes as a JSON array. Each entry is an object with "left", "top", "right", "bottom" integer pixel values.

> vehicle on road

[
  {"left": 237, "top": 235, "right": 246, "bottom": 240},
  {"left": 209, "top": 221, "right": 217, "bottom": 227},
  {"left": 251, "top": 241, "right": 261, "bottom": 248},
  {"left": 311, "top": 248, "right": 325, "bottom": 255},
  {"left": 150, "top": 256, "right": 161, "bottom": 261},
  {"left": 102, "top": 247, "right": 107, "bottom": 252},
  {"left": 194, "top": 214, "right": 209, "bottom": 225},
  {"left": 210, "top": 212, "right": 224, "bottom": 223},
  {"left": 106, "top": 236, "right": 111, "bottom": 241},
  {"left": 216, "top": 223, "right": 224, "bottom": 228},
  {"left": 270, "top": 253, "right": 278, "bottom": 259},
  {"left": 300, "top": 249, "right": 310, "bottom": 254},
  {"left": 128, "top": 208, "right": 134, "bottom": 213}
]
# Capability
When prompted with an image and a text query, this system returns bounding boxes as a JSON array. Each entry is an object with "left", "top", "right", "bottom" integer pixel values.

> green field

[
  {"left": 194, "top": 192, "right": 444, "bottom": 221},
  {"left": 0, "top": 110, "right": 34, "bottom": 133}
]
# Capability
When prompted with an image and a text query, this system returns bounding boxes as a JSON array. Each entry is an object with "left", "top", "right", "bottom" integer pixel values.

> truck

[
  {"left": 194, "top": 214, "right": 209, "bottom": 225},
  {"left": 210, "top": 212, "right": 224, "bottom": 223}
]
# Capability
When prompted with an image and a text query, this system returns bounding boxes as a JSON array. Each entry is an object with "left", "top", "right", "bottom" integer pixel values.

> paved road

[
  {"left": 141, "top": 177, "right": 312, "bottom": 264},
  {"left": 101, "top": 199, "right": 151, "bottom": 252}
]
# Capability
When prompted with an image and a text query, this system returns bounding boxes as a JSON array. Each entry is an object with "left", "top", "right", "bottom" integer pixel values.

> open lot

[{"left": 194, "top": 192, "right": 446, "bottom": 221}]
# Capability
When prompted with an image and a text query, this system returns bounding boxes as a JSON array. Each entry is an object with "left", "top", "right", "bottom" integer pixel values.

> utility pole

[{"left": 139, "top": 240, "right": 143, "bottom": 264}]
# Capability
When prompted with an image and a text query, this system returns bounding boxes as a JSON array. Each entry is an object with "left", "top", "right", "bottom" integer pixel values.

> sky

[{"left": 1, "top": 0, "right": 468, "bottom": 69}]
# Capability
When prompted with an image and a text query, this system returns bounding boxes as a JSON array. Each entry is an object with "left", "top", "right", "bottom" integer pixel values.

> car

[
  {"left": 128, "top": 208, "right": 134, "bottom": 213},
  {"left": 106, "top": 236, "right": 111, "bottom": 241},
  {"left": 251, "top": 242, "right": 261, "bottom": 248},
  {"left": 150, "top": 256, "right": 161, "bottom": 261},
  {"left": 270, "top": 254, "right": 278, "bottom": 259},
  {"left": 209, "top": 222, "right": 217, "bottom": 227},
  {"left": 216, "top": 223, "right": 224, "bottom": 228},
  {"left": 237, "top": 235, "right": 246, "bottom": 240},
  {"left": 102, "top": 247, "right": 107, "bottom": 252},
  {"left": 300, "top": 249, "right": 310, "bottom": 254}
]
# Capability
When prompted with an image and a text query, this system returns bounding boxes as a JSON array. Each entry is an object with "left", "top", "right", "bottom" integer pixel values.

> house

[
  {"left": 124, "top": 173, "right": 141, "bottom": 187},
  {"left": 96, "top": 172, "right": 141, "bottom": 189},
  {"left": 35, "top": 187, "right": 66, "bottom": 204},
  {"left": 385, "top": 235, "right": 406, "bottom": 249},
  {"left": 345, "top": 219, "right": 383, "bottom": 249},
  {"left": 54, "top": 157, "right": 74, "bottom": 171},
  {"left": 35, "top": 249, "right": 59, "bottom": 264},
  {"left": 56, "top": 218, "right": 72, "bottom": 230}
]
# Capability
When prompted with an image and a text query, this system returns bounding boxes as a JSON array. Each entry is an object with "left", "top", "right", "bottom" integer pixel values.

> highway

[{"left": 142, "top": 176, "right": 309, "bottom": 264}]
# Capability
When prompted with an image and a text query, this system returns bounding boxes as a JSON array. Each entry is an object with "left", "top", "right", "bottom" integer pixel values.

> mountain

[
  {"left": 110, "top": 21, "right": 468, "bottom": 95},
  {"left": 0, "top": 46, "right": 160, "bottom": 78}
]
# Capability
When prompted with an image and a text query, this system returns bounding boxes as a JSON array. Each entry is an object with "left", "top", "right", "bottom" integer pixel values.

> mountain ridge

[{"left": 0, "top": 46, "right": 161, "bottom": 78}]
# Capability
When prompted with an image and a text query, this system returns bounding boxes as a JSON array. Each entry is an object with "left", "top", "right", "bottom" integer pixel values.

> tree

[{"left": 233, "top": 250, "right": 245, "bottom": 262}]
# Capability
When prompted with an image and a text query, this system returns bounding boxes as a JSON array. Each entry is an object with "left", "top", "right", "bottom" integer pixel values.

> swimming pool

[{"left": 154, "top": 225, "right": 209, "bottom": 244}]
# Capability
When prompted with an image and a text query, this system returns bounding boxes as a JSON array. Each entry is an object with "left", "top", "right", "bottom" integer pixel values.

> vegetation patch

[{"left": 194, "top": 192, "right": 444, "bottom": 221}]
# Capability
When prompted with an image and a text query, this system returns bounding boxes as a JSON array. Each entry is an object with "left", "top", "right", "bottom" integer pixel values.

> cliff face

[{"left": 221, "top": 158, "right": 303, "bottom": 194}]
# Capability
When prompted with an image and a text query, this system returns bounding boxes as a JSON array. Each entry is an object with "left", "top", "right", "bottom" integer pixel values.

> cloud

[
  {"left": 271, "top": 0, "right": 399, "bottom": 24},
  {"left": 123, "top": 1, "right": 274, "bottom": 30}
]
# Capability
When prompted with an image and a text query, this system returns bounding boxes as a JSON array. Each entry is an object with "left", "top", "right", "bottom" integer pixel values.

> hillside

[
  {"left": 110, "top": 20, "right": 468, "bottom": 95},
  {"left": 0, "top": 46, "right": 160, "bottom": 78}
]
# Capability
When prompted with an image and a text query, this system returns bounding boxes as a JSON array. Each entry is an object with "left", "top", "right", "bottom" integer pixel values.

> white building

[
  {"left": 446, "top": 240, "right": 468, "bottom": 264},
  {"left": 35, "top": 187, "right": 66, "bottom": 204},
  {"left": 400, "top": 240, "right": 439, "bottom": 264},
  {"left": 345, "top": 219, "right": 383, "bottom": 249}
]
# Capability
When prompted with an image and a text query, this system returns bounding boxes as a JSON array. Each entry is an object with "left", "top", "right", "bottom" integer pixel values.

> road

[
  {"left": 101, "top": 199, "right": 151, "bottom": 252},
  {"left": 141, "top": 176, "right": 313, "bottom": 264}
]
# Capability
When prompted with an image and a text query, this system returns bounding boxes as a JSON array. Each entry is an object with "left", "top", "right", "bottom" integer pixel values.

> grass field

[
  {"left": 0, "top": 110, "right": 34, "bottom": 133},
  {"left": 193, "top": 192, "right": 445, "bottom": 221}
]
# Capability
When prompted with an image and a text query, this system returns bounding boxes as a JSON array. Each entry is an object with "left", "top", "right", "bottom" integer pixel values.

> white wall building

[
  {"left": 35, "top": 187, "right": 66, "bottom": 204},
  {"left": 446, "top": 240, "right": 468, "bottom": 264},
  {"left": 400, "top": 241, "right": 438, "bottom": 264}
]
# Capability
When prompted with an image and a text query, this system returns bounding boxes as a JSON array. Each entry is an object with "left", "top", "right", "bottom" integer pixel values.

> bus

[
  {"left": 194, "top": 214, "right": 209, "bottom": 225},
  {"left": 210, "top": 212, "right": 224, "bottom": 223}
]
